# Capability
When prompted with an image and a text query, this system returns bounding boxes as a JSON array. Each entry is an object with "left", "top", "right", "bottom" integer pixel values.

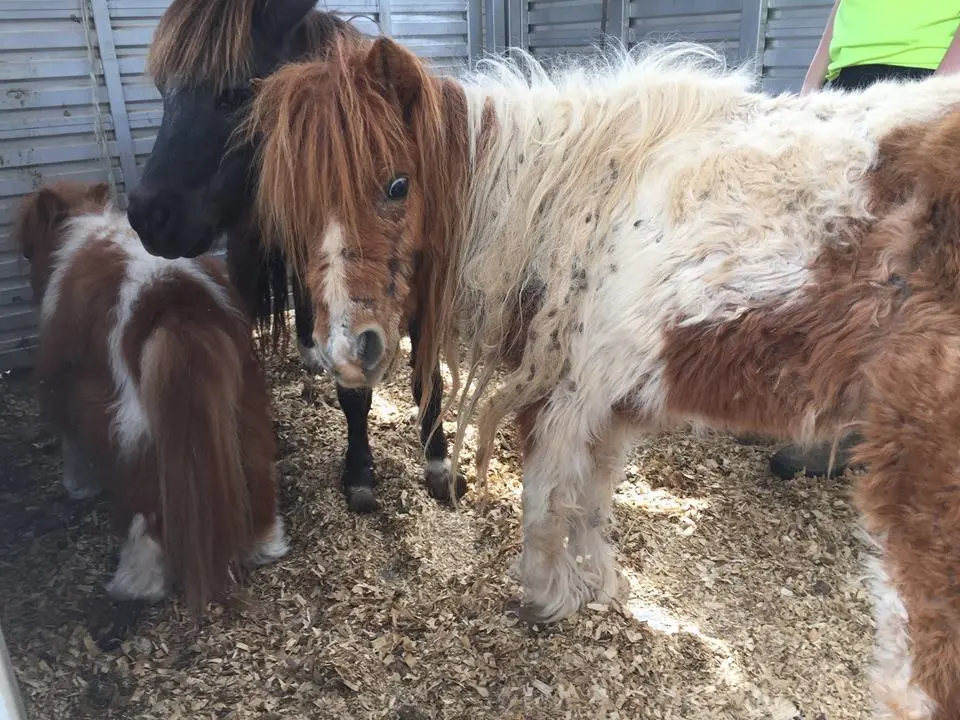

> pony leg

[
  {"left": 856, "top": 337, "right": 960, "bottom": 719},
  {"left": 860, "top": 537, "right": 937, "bottom": 720},
  {"left": 291, "top": 270, "right": 318, "bottom": 368},
  {"left": 246, "top": 513, "right": 290, "bottom": 567},
  {"left": 61, "top": 437, "right": 102, "bottom": 499},
  {"left": 105, "top": 513, "right": 169, "bottom": 603},
  {"left": 567, "top": 420, "right": 635, "bottom": 607},
  {"left": 337, "top": 385, "right": 378, "bottom": 514},
  {"left": 408, "top": 316, "right": 467, "bottom": 502},
  {"left": 514, "top": 400, "right": 603, "bottom": 623}
]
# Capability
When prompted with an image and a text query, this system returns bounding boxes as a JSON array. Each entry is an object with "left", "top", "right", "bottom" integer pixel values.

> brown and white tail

[{"left": 139, "top": 317, "right": 253, "bottom": 614}]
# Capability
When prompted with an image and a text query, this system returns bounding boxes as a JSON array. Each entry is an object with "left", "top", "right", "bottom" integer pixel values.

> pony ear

[
  {"left": 13, "top": 187, "right": 67, "bottom": 262},
  {"left": 363, "top": 37, "right": 424, "bottom": 122},
  {"left": 254, "top": 0, "right": 316, "bottom": 45}
]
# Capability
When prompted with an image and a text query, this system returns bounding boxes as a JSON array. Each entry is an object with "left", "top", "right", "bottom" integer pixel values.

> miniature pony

[
  {"left": 248, "top": 35, "right": 960, "bottom": 718},
  {"left": 14, "top": 180, "right": 289, "bottom": 613}
]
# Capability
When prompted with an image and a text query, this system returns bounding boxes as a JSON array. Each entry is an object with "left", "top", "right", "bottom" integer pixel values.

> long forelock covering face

[{"left": 250, "top": 36, "right": 438, "bottom": 388}]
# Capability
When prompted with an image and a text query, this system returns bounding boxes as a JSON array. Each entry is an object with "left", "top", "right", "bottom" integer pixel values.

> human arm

[
  {"left": 934, "top": 19, "right": 960, "bottom": 76},
  {"left": 801, "top": 0, "right": 843, "bottom": 94}
]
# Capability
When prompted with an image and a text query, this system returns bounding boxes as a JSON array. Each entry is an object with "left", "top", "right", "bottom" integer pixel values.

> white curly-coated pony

[{"left": 247, "top": 35, "right": 960, "bottom": 719}]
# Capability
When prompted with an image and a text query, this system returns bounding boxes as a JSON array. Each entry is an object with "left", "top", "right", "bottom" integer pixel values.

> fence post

[
  {"left": 468, "top": 0, "right": 484, "bottom": 62},
  {"left": 88, "top": 0, "right": 138, "bottom": 200},
  {"left": 602, "top": 0, "right": 628, "bottom": 48},
  {"left": 484, "top": 0, "right": 508, "bottom": 54},
  {"left": 506, "top": 0, "right": 527, "bottom": 51},
  {"left": 739, "top": 0, "right": 768, "bottom": 80},
  {"left": 377, "top": 0, "right": 393, "bottom": 35}
]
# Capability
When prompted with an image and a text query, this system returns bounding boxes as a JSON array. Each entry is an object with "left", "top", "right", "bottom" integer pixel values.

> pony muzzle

[{"left": 323, "top": 324, "right": 387, "bottom": 387}]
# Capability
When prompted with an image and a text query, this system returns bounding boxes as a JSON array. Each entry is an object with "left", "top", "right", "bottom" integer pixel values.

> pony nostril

[{"left": 356, "top": 328, "right": 385, "bottom": 370}]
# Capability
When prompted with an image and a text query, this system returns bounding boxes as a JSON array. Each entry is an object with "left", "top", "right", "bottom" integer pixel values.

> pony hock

[
  {"left": 248, "top": 35, "right": 960, "bottom": 718},
  {"left": 14, "top": 181, "right": 288, "bottom": 614},
  {"left": 130, "top": 0, "right": 465, "bottom": 511}
]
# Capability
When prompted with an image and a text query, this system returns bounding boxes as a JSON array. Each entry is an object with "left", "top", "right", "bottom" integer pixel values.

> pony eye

[
  {"left": 386, "top": 176, "right": 409, "bottom": 201},
  {"left": 215, "top": 87, "right": 249, "bottom": 110}
]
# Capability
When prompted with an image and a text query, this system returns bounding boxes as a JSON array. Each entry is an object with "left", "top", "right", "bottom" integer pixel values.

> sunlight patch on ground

[
  {"left": 615, "top": 464, "right": 710, "bottom": 536},
  {"left": 369, "top": 392, "right": 403, "bottom": 423},
  {"left": 622, "top": 566, "right": 751, "bottom": 692}
]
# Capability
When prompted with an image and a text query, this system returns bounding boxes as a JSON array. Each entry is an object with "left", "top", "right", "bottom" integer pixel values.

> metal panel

[
  {"left": 392, "top": 0, "right": 472, "bottom": 72},
  {"left": 0, "top": 0, "right": 120, "bottom": 371},
  {"left": 628, "top": 0, "right": 745, "bottom": 67},
  {"left": 759, "top": 0, "right": 832, "bottom": 93},
  {"left": 524, "top": 0, "right": 606, "bottom": 61}
]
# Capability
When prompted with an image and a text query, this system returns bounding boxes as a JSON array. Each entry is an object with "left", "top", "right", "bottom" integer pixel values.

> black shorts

[{"left": 827, "top": 63, "right": 935, "bottom": 91}]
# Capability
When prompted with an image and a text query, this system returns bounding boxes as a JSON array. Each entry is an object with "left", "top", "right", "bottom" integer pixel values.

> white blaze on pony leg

[
  {"left": 60, "top": 437, "right": 102, "bottom": 499},
  {"left": 246, "top": 514, "right": 291, "bottom": 567},
  {"left": 105, "top": 513, "right": 168, "bottom": 603},
  {"left": 863, "top": 535, "right": 935, "bottom": 720}
]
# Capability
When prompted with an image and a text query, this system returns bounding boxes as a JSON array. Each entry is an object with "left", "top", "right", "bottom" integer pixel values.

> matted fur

[
  {"left": 14, "top": 181, "right": 288, "bottom": 614},
  {"left": 250, "top": 35, "right": 960, "bottom": 717}
]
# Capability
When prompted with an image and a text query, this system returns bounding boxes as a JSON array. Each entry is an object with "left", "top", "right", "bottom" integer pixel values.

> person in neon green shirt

[
  {"left": 802, "top": 0, "right": 960, "bottom": 94},
  {"left": 767, "top": 1, "right": 960, "bottom": 481}
]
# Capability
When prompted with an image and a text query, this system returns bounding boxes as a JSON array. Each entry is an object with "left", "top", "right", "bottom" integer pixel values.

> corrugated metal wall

[
  {"left": 0, "top": 0, "right": 119, "bottom": 370},
  {"left": 759, "top": 0, "right": 833, "bottom": 93},
  {"left": 0, "top": 0, "right": 478, "bottom": 371},
  {"left": 629, "top": 0, "right": 746, "bottom": 66},
  {"left": 520, "top": 0, "right": 605, "bottom": 60}
]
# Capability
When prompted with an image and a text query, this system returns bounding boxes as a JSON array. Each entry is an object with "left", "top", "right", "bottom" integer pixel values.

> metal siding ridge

[{"left": 88, "top": 0, "right": 139, "bottom": 195}]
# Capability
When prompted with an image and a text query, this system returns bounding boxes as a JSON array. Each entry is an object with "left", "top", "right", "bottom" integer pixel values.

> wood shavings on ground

[{"left": 0, "top": 340, "right": 873, "bottom": 719}]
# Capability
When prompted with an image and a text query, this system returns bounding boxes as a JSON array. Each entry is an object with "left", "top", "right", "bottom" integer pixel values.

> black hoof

[
  {"left": 342, "top": 463, "right": 377, "bottom": 513},
  {"left": 503, "top": 597, "right": 545, "bottom": 627},
  {"left": 769, "top": 433, "right": 864, "bottom": 480},
  {"left": 424, "top": 462, "right": 468, "bottom": 502},
  {"left": 86, "top": 595, "right": 147, "bottom": 652},
  {"left": 345, "top": 486, "right": 378, "bottom": 514}
]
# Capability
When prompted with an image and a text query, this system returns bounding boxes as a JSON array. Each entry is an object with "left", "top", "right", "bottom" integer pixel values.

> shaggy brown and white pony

[
  {"left": 14, "top": 181, "right": 289, "bottom": 614},
  {"left": 247, "top": 35, "right": 960, "bottom": 718}
]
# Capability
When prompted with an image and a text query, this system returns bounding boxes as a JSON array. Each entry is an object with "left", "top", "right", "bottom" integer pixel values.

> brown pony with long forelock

[
  {"left": 246, "top": 33, "right": 960, "bottom": 718},
  {"left": 14, "top": 181, "right": 289, "bottom": 614}
]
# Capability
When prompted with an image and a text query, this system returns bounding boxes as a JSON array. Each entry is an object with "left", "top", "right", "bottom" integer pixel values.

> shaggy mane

[
  {"left": 147, "top": 0, "right": 256, "bottom": 91},
  {"left": 444, "top": 41, "right": 758, "bottom": 483},
  {"left": 148, "top": 0, "right": 354, "bottom": 92},
  {"left": 246, "top": 38, "right": 410, "bottom": 273}
]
